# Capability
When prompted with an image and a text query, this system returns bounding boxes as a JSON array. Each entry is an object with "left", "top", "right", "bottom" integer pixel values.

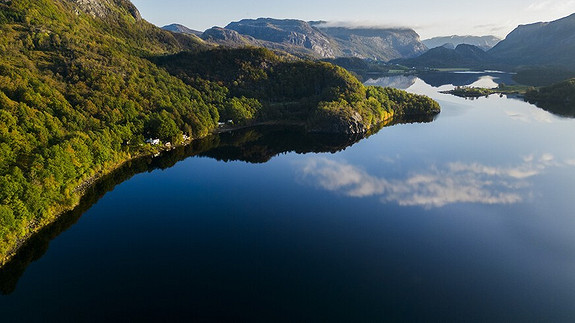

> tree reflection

[{"left": 0, "top": 116, "right": 435, "bottom": 294}]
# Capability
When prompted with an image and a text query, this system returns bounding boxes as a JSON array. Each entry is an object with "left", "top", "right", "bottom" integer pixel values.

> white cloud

[
  {"left": 526, "top": 1, "right": 551, "bottom": 11},
  {"left": 297, "top": 154, "right": 571, "bottom": 208}
]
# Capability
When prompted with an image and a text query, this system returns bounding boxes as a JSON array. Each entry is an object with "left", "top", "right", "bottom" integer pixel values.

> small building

[{"left": 146, "top": 138, "right": 160, "bottom": 145}]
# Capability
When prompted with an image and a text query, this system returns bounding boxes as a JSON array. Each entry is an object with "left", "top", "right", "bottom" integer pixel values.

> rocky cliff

[{"left": 314, "top": 25, "right": 427, "bottom": 61}]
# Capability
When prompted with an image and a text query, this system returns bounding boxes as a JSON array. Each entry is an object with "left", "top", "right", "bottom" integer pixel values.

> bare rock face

[
  {"left": 71, "top": 0, "right": 141, "bottom": 21},
  {"left": 226, "top": 18, "right": 338, "bottom": 58}
]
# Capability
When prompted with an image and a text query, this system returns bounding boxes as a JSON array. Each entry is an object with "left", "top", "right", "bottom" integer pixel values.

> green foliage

[
  {"left": 376, "top": 87, "right": 441, "bottom": 116},
  {"left": 221, "top": 97, "right": 262, "bottom": 123},
  {"left": 146, "top": 111, "right": 182, "bottom": 143},
  {"left": 152, "top": 48, "right": 438, "bottom": 131},
  {"left": 524, "top": 79, "right": 575, "bottom": 117}
]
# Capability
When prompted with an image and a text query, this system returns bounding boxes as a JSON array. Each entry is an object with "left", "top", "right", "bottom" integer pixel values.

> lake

[{"left": 1, "top": 72, "right": 575, "bottom": 322}]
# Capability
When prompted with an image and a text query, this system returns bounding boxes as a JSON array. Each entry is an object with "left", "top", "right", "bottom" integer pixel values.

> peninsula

[{"left": 0, "top": 0, "right": 439, "bottom": 266}]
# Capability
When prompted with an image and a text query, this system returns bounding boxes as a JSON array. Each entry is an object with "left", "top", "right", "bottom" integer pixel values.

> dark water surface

[{"left": 2, "top": 72, "right": 575, "bottom": 322}]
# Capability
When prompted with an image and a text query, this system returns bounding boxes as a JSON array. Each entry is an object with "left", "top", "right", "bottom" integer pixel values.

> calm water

[{"left": 2, "top": 72, "right": 575, "bottom": 322}]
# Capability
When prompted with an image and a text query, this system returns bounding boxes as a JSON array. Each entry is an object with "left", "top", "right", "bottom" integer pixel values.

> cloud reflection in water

[{"left": 297, "top": 154, "right": 566, "bottom": 208}]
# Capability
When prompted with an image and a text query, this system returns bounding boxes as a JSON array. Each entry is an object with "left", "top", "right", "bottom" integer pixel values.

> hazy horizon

[{"left": 131, "top": 0, "right": 575, "bottom": 39}]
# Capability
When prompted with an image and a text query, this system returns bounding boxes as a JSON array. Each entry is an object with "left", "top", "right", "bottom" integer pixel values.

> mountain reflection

[
  {"left": 365, "top": 72, "right": 517, "bottom": 90},
  {"left": 297, "top": 153, "right": 570, "bottom": 208},
  {"left": 364, "top": 75, "right": 417, "bottom": 90},
  {"left": 418, "top": 71, "right": 517, "bottom": 88}
]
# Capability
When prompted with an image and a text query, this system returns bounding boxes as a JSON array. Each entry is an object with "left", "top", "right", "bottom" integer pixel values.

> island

[
  {"left": 441, "top": 84, "right": 529, "bottom": 98},
  {"left": 440, "top": 80, "right": 575, "bottom": 118}
]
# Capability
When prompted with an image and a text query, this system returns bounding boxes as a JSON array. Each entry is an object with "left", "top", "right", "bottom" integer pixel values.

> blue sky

[{"left": 131, "top": 0, "right": 575, "bottom": 39}]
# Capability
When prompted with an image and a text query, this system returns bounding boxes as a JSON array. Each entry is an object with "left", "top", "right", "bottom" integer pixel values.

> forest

[
  {"left": 0, "top": 0, "right": 439, "bottom": 264},
  {"left": 524, "top": 78, "right": 575, "bottom": 117}
]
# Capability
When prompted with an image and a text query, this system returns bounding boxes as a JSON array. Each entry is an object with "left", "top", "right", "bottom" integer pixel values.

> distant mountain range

[
  {"left": 422, "top": 35, "right": 501, "bottom": 51},
  {"left": 162, "top": 18, "right": 427, "bottom": 61},
  {"left": 163, "top": 13, "right": 575, "bottom": 72},
  {"left": 396, "top": 13, "right": 575, "bottom": 71}
]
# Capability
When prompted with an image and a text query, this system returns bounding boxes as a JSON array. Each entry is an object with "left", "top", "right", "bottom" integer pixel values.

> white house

[{"left": 146, "top": 138, "right": 160, "bottom": 145}]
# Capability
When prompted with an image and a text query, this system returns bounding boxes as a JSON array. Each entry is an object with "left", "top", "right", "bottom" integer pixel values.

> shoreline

[
  {"left": 0, "top": 120, "right": 315, "bottom": 268},
  {"left": 0, "top": 113, "right": 432, "bottom": 269},
  {"left": 0, "top": 130, "right": 206, "bottom": 268}
]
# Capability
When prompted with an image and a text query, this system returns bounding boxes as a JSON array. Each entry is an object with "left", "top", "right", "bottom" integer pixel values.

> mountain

[
  {"left": 394, "top": 44, "right": 493, "bottom": 68},
  {"left": 313, "top": 24, "right": 427, "bottom": 61},
  {"left": 162, "top": 23, "right": 203, "bottom": 36},
  {"left": 423, "top": 35, "right": 501, "bottom": 51},
  {"left": 489, "top": 13, "right": 575, "bottom": 68}
]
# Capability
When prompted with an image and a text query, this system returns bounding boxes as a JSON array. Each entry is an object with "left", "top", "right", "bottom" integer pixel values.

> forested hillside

[
  {"left": 0, "top": 0, "right": 439, "bottom": 265},
  {"left": 0, "top": 0, "right": 226, "bottom": 262}
]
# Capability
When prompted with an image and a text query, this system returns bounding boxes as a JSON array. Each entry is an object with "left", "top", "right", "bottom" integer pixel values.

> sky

[{"left": 130, "top": 0, "right": 575, "bottom": 39}]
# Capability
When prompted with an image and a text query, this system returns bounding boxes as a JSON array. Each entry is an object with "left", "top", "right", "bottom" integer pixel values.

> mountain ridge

[{"left": 162, "top": 18, "right": 427, "bottom": 61}]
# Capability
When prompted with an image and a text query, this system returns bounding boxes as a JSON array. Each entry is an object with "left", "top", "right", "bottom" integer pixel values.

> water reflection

[
  {"left": 368, "top": 72, "right": 575, "bottom": 118},
  {"left": 530, "top": 101, "right": 575, "bottom": 118},
  {"left": 297, "top": 153, "right": 574, "bottom": 208},
  {"left": 366, "top": 71, "right": 516, "bottom": 90},
  {"left": 0, "top": 120, "right": 436, "bottom": 294},
  {"left": 418, "top": 71, "right": 516, "bottom": 88},
  {"left": 364, "top": 75, "right": 417, "bottom": 89}
]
